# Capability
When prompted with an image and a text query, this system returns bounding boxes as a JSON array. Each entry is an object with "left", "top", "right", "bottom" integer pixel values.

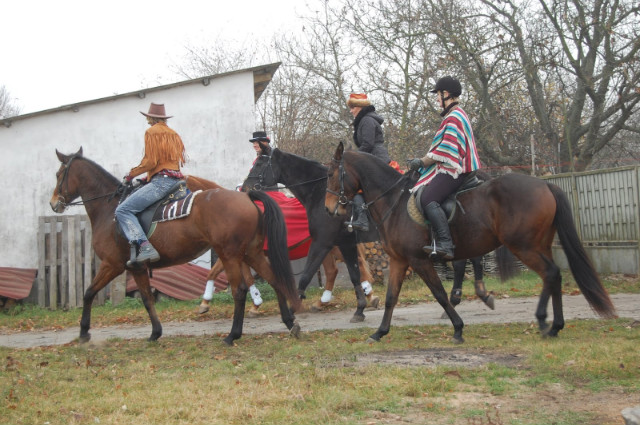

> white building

[{"left": 0, "top": 63, "right": 279, "bottom": 271}]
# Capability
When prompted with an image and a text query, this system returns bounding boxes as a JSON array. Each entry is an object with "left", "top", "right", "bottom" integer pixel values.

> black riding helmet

[{"left": 430, "top": 76, "right": 462, "bottom": 97}]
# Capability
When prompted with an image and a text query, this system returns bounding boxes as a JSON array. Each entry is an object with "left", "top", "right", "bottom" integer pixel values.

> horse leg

[
  {"left": 242, "top": 263, "right": 262, "bottom": 318},
  {"left": 246, "top": 252, "right": 300, "bottom": 338},
  {"left": 222, "top": 259, "right": 248, "bottom": 345},
  {"left": 311, "top": 252, "right": 338, "bottom": 311},
  {"left": 510, "top": 248, "right": 564, "bottom": 336},
  {"left": 198, "top": 257, "right": 225, "bottom": 314},
  {"left": 337, "top": 243, "right": 367, "bottom": 323},
  {"left": 79, "top": 262, "right": 123, "bottom": 342},
  {"left": 367, "top": 259, "right": 408, "bottom": 342},
  {"left": 130, "top": 269, "right": 163, "bottom": 341},
  {"left": 296, "top": 243, "right": 334, "bottom": 299},
  {"left": 415, "top": 261, "right": 464, "bottom": 343},
  {"left": 441, "top": 259, "right": 466, "bottom": 319},
  {"left": 357, "top": 243, "right": 379, "bottom": 309},
  {"left": 471, "top": 256, "right": 495, "bottom": 310}
]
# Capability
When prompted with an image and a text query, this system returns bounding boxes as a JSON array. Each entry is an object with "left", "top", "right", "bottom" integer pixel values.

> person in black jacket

[{"left": 345, "top": 93, "right": 391, "bottom": 233}]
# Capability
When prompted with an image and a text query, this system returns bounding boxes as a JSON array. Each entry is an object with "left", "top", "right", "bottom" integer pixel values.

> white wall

[{"left": 1, "top": 71, "right": 257, "bottom": 268}]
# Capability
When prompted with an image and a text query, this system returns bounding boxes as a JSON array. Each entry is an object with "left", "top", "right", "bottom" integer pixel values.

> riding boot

[
  {"left": 135, "top": 241, "right": 161, "bottom": 263},
  {"left": 346, "top": 193, "right": 369, "bottom": 232},
  {"left": 423, "top": 201, "right": 455, "bottom": 261},
  {"left": 126, "top": 243, "right": 140, "bottom": 268}
]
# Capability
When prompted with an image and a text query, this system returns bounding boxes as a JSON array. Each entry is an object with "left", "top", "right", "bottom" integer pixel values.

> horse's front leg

[
  {"left": 368, "top": 259, "right": 407, "bottom": 342},
  {"left": 415, "top": 261, "right": 464, "bottom": 343},
  {"left": 80, "top": 262, "right": 124, "bottom": 342},
  {"left": 130, "top": 269, "right": 163, "bottom": 341},
  {"left": 337, "top": 243, "right": 366, "bottom": 323}
]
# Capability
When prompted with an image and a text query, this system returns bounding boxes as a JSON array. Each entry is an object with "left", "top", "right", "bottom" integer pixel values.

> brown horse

[
  {"left": 184, "top": 176, "right": 376, "bottom": 314},
  {"left": 49, "top": 148, "right": 301, "bottom": 345},
  {"left": 325, "top": 142, "right": 616, "bottom": 343}
]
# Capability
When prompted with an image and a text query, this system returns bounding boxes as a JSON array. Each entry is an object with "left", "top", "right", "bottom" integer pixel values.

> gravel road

[{"left": 1, "top": 293, "right": 638, "bottom": 349}]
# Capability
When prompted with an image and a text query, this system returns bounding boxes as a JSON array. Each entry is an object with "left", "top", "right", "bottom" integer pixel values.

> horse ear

[
  {"left": 56, "top": 149, "right": 68, "bottom": 163},
  {"left": 335, "top": 141, "right": 344, "bottom": 160},
  {"left": 77, "top": 147, "right": 83, "bottom": 157}
]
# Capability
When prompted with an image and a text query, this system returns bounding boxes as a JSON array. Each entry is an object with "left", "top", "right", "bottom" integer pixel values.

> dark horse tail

[
  {"left": 549, "top": 184, "right": 616, "bottom": 318},
  {"left": 247, "top": 190, "right": 301, "bottom": 312}
]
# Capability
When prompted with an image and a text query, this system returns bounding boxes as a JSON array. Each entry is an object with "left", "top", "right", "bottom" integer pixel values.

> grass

[
  {"left": 1, "top": 318, "right": 639, "bottom": 424},
  {"left": 1, "top": 269, "right": 638, "bottom": 332}
]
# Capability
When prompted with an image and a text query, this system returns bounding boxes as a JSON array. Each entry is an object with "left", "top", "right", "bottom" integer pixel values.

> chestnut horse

[
  {"left": 325, "top": 142, "right": 616, "bottom": 343},
  {"left": 184, "top": 176, "right": 375, "bottom": 314},
  {"left": 49, "top": 148, "right": 301, "bottom": 345}
]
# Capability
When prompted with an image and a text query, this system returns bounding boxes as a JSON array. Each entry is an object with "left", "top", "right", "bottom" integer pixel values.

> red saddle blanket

[{"left": 253, "top": 191, "right": 311, "bottom": 260}]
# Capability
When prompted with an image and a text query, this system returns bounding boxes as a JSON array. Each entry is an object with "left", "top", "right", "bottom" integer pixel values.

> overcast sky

[{"left": 2, "top": 0, "right": 315, "bottom": 114}]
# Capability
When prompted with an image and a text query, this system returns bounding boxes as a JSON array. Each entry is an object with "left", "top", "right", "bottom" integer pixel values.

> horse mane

[
  {"left": 345, "top": 151, "right": 405, "bottom": 191},
  {"left": 77, "top": 156, "right": 120, "bottom": 186},
  {"left": 275, "top": 149, "right": 327, "bottom": 176}
]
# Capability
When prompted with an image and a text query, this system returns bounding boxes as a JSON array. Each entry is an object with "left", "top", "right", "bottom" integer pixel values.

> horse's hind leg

[
  {"left": 470, "top": 256, "right": 494, "bottom": 310},
  {"left": 512, "top": 249, "right": 564, "bottom": 336},
  {"left": 79, "top": 262, "right": 123, "bottom": 342},
  {"left": 246, "top": 252, "right": 299, "bottom": 337},
  {"left": 222, "top": 259, "right": 248, "bottom": 345},
  {"left": 131, "top": 269, "right": 163, "bottom": 341},
  {"left": 338, "top": 243, "right": 367, "bottom": 323},
  {"left": 311, "top": 253, "right": 338, "bottom": 311},
  {"left": 198, "top": 257, "right": 225, "bottom": 314}
]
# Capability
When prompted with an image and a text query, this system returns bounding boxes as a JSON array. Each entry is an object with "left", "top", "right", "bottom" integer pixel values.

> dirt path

[{"left": 1, "top": 293, "right": 639, "bottom": 349}]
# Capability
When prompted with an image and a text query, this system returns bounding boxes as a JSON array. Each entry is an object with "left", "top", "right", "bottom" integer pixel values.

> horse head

[
  {"left": 242, "top": 142, "right": 278, "bottom": 192},
  {"left": 325, "top": 142, "right": 360, "bottom": 217},
  {"left": 50, "top": 147, "right": 84, "bottom": 212}
]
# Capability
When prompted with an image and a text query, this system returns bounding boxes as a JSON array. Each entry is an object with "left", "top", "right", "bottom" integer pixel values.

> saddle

[
  {"left": 407, "top": 172, "right": 484, "bottom": 227},
  {"left": 118, "top": 180, "right": 199, "bottom": 238}
]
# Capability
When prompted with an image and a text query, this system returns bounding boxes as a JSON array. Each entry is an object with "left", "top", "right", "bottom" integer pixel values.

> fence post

[{"left": 110, "top": 273, "right": 127, "bottom": 306}]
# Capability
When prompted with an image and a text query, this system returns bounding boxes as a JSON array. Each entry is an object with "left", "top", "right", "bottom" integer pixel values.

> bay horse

[
  {"left": 325, "top": 142, "right": 616, "bottom": 343},
  {"left": 242, "top": 144, "right": 379, "bottom": 322},
  {"left": 184, "top": 176, "right": 376, "bottom": 315},
  {"left": 49, "top": 148, "right": 301, "bottom": 345}
]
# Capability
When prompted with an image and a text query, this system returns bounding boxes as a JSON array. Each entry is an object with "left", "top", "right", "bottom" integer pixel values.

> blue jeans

[{"left": 115, "top": 175, "right": 180, "bottom": 244}]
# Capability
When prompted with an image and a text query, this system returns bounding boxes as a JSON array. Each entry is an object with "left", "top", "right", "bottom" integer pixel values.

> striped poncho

[{"left": 413, "top": 106, "right": 481, "bottom": 191}]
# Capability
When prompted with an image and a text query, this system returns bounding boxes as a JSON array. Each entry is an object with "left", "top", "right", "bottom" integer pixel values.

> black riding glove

[{"left": 409, "top": 158, "right": 424, "bottom": 171}]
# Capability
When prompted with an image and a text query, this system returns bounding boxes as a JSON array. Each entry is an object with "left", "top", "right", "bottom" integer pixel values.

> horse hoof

[
  {"left": 310, "top": 300, "right": 329, "bottom": 312},
  {"left": 483, "top": 295, "right": 495, "bottom": 310},
  {"left": 350, "top": 313, "right": 365, "bottom": 323},
  {"left": 197, "top": 304, "right": 210, "bottom": 314},
  {"left": 366, "top": 336, "right": 379, "bottom": 343},
  {"left": 222, "top": 336, "right": 234, "bottom": 346},
  {"left": 78, "top": 334, "right": 91, "bottom": 343},
  {"left": 452, "top": 336, "right": 465, "bottom": 344},
  {"left": 247, "top": 305, "right": 261, "bottom": 318},
  {"left": 366, "top": 295, "right": 380, "bottom": 309},
  {"left": 289, "top": 321, "right": 301, "bottom": 339}
]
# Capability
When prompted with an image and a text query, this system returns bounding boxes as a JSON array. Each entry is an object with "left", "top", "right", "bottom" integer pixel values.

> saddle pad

[{"left": 152, "top": 190, "right": 201, "bottom": 223}]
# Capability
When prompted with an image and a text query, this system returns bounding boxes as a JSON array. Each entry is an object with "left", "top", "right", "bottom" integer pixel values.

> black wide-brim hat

[{"left": 249, "top": 131, "right": 270, "bottom": 143}]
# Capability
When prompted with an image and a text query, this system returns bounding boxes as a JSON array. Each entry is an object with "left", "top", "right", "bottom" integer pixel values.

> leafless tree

[{"left": 0, "top": 85, "right": 21, "bottom": 119}]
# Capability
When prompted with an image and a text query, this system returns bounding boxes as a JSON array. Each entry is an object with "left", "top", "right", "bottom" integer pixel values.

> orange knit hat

[{"left": 347, "top": 93, "right": 371, "bottom": 107}]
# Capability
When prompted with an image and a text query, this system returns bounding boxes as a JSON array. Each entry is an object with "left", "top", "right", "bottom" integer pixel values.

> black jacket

[{"left": 353, "top": 105, "right": 390, "bottom": 163}]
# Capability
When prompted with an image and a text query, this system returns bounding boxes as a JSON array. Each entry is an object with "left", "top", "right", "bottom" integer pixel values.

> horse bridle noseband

[{"left": 326, "top": 156, "right": 409, "bottom": 224}]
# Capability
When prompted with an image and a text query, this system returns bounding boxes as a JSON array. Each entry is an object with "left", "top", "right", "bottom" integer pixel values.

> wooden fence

[
  {"left": 36, "top": 215, "right": 125, "bottom": 309},
  {"left": 543, "top": 166, "right": 640, "bottom": 275}
]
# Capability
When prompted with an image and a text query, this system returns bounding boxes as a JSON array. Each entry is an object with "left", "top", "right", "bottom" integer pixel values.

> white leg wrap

[
  {"left": 203, "top": 280, "right": 215, "bottom": 300},
  {"left": 321, "top": 290, "right": 333, "bottom": 303},
  {"left": 361, "top": 280, "right": 373, "bottom": 296},
  {"left": 249, "top": 284, "right": 263, "bottom": 306}
]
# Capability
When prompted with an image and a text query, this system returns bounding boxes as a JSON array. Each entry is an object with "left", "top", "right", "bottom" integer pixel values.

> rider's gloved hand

[
  {"left": 122, "top": 174, "right": 133, "bottom": 185},
  {"left": 408, "top": 158, "right": 424, "bottom": 171}
]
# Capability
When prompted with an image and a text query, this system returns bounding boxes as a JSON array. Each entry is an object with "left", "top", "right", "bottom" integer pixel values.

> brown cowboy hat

[{"left": 140, "top": 103, "right": 173, "bottom": 119}]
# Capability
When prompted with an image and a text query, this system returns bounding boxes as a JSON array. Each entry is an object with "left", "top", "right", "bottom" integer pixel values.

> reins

[{"left": 327, "top": 156, "right": 410, "bottom": 225}]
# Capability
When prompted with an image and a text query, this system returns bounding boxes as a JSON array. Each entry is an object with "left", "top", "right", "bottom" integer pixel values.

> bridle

[
  {"left": 245, "top": 152, "right": 327, "bottom": 192},
  {"left": 326, "top": 155, "right": 410, "bottom": 224},
  {"left": 55, "top": 155, "right": 119, "bottom": 209}
]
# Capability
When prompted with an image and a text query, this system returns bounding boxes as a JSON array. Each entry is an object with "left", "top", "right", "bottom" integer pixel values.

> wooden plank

[
  {"left": 37, "top": 217, "right": 46, "bottom": 307},
  {"left": 66, "top": 216, "right": 77, "bottom": 308},
  {"left": 48, "top": 218, "right": 58, "bottom": 309},
  {"left": 82, "top": 218, "right": 93, "bottom": 306}
]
